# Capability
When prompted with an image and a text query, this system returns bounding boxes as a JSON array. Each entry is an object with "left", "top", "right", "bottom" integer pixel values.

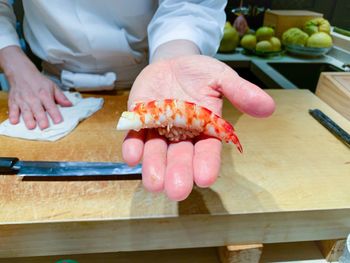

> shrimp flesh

[{"left": 116, "top": 99, "right": 242, "bottom": 152}]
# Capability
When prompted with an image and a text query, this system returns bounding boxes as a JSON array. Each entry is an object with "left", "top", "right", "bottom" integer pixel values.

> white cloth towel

[
  {"left": 0, "top": 92, "right": 104, "bottom": 141},
  {"left": 61, "top": 70, "right": 117, "bottom": 91}
]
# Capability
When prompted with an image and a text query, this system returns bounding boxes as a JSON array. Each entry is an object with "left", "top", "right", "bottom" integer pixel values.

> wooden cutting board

[
  {"left": 0, "top": 89, "right": 349, "bottom": 258},
  {"left": 316, "top": 72, "right": 350, "bottom": 121}
]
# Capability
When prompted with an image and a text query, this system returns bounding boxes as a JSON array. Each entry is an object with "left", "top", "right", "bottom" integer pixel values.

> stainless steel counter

[{"left": 215, "top": 47, "right": 349, "bottom": 92}]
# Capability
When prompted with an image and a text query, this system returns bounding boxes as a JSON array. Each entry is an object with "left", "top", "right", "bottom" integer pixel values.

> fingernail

[
  {"left": 53, "top": 117, "right": 62, "bottom": 124},
  {"left": 9, "top": 117, "right": 19, "bottom": 125},
  {"left": 26, "top": 122, "right": 36, "bottom": 130},
  {"left": 39, "top": 120, "right": 48, "bottom": 130}
]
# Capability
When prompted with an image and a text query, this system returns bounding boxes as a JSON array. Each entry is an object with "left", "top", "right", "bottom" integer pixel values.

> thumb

[{"left": 220, "top": 67, "right": 276, "bottom": 118}]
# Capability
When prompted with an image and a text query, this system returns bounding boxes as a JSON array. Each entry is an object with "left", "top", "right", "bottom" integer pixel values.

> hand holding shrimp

[{"left": 120, "top": 55, "right": 275, "bottom": 201}]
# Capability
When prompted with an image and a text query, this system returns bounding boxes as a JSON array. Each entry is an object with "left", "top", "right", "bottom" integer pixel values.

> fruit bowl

[
  {"left": 242, "top": 48, "right": 283, "bottom": 57},
  {"left": 284, "top": 44, "right": 332, "bottom": 57}
]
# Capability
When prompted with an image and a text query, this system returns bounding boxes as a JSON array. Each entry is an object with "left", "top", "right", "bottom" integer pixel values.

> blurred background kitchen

[
  {"left": 1, "top": 0, "right": 349, "bottom": 92},
  {"left": 225, "top": 0, "right": 349, "bottom": 30}
]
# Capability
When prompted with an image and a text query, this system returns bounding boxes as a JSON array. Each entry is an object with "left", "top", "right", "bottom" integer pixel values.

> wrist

[
  {"left": 151, "top": 40, "right": 200, "bottom": 63},
  {"left": 0, "top": 46, "right": 37, "bottom": 81}
]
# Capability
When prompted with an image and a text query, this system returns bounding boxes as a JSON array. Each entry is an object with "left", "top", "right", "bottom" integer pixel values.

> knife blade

[{"left": 0, "top": 157, "right": 142, "bottom": 177}]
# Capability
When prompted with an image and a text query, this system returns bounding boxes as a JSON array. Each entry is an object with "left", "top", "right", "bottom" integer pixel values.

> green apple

[
  {"left": 306, "top": 32, "right": 333, "bottom": 48},
  {"left": 219, "top": 22, "right": 240, "bottom": 53},
  {"left": 282, "top": 27, "right": 309, "bottom": 46},
  {"left": 256, "top": 26, "right": 275, "bottom": 41},
  {"left": 240, "top": 34, "right": 257, "bottom": 50},
  {"left": 304, "top": 18, "right": 331, "bottom": 35},
  {"left": 256, "top": 40, "right": 273, "bottom": 52},
  {"left": 269, "top": 37, "right": 281, "bottom": 51}
]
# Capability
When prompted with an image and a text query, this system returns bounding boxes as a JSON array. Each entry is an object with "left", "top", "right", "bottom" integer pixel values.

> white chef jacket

[{"left": 0, "top": 0, "right": 226, "bottom": 87}]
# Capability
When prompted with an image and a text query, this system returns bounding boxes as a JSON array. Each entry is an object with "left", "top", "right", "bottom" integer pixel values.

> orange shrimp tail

[
  {"left": 230, "top": 134, "right": 243, "bottom": 153},
  {"left": 237, "top": 141, "right": 243, "bottom": 153}
]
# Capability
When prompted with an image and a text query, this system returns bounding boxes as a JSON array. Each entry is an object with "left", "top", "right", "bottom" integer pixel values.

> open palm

[{"left": 122, "top": 55, "right": 275, "bottom": 201}]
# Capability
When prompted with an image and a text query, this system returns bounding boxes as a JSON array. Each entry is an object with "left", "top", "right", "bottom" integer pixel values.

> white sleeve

[
  {"left": 0, "top": 0, "right": 20, "bottom": 50},
  {"left": 147, "top": 0, "right": 226, "bottom": 59}
]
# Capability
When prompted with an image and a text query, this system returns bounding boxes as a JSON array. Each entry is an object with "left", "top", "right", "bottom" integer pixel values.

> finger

[
  {"left": 39, "top": 89, "right": 63, "bottom": 124},
  {"left": 8, "top": 101, "right": 20, "bottom": 125},
  {"left": 19, "top": 102, "right": 36, "bottom": 130},
  {"left": 31, "top": 100, "right": 50, "bottom": 130},
  {"left": 165, "top": 141, "right": 194, "bottom": 201},
  {"left": 221, "top": 66, "right": 276, "bottom": 118},
  {"left": 193, "top": 136, "right": 222, "bottom": 188},
  {"left": 42, "top": 99, "right": 63, "bottom": 125},
  {"left": 142, "top": 130, "right": 167, "bottom": 193},
  {"left": 54, "top": 87, "right": 73, "bottom": 107},
  {"left": 122, "top": 129, "right": 145, "bottom": 166}
]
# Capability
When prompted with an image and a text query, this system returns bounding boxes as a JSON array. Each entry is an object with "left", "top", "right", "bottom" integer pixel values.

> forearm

[
  {"left": 0, "top": 0, "right": 20, "bottom": 50},
  {"left": 0, "top": 46, "right": 37, "bottom": 81},
  {"left": 151, "top": 39, "right": 200, "bottom": 63},
  {"left": 147, "top": 0, "right": 226, "bottom": 63}
]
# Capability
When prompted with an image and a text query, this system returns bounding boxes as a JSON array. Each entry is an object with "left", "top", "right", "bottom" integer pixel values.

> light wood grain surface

[
  {"left": 316, "top": 72, "right": 350, "bottom": 121},
  {"left": 0, "top": 90, "right": 349, "bottom": 258}
]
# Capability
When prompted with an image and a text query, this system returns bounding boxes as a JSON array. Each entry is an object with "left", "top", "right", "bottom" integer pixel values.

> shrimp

[{"left": 116, "top": 99, "right": 242, "bottom": 153}]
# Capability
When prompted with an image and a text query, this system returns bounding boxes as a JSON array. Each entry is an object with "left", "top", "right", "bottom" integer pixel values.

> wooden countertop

[{"left": 0, "top": 89, "right": 349, "bottom": 258}]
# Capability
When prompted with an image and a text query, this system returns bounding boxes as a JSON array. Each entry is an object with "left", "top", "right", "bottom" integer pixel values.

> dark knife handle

[
  {"left": 0, "top": 157, "right": 20, "bottom": 174},
  {"left": 309, "top": 109, "right": 350, "bottom": 149}
]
